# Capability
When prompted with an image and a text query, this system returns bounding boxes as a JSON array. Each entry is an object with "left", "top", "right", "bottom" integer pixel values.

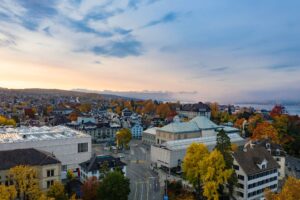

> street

[{"left": 92, "top": 140, "right": 162, "bottom": 200}]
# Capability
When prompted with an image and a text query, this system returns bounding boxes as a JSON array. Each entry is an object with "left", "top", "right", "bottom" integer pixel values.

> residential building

[
  {"left": 232, "top": 146, "right": 279, "bottom": 200},
  {"left": 0, "top": 126, "right": 92, "bottom": 178},
  {"left": 151, "top": 133, "right": 244, "bottom": 171},
  {"left": 176, "top": 102, "right": 211, "bottom": 119},
  {"left": 79, "top": 155, "right": 126, "bottom": 182},
  {"left": 122, "top": 108, "right": 132, "bottom": 118},
  {"left": 142, "top": 127, "right": 158, "bottom": 145},
  {"left": 130, "top": 123, "right": 143, "bottom": 139},
  {"left": 0, "top": 148, "right": 61, "bottom": 191}
]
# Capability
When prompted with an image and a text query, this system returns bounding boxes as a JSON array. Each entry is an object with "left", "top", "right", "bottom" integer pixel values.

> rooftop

[
  {"left": 80, "top": 155, "right": 126, "bottom": 172},
  {"left": 143, "top": 127, "right": 158, "bottom": 135},
  {"left": 0, "top": 125, "right": 90, "bottom": 143},
  {"left": 0, "top": 148, "right": 61, "bottom": 170},
  {"left": 158, "top": 133, "right": 244, "bottom": 151}
]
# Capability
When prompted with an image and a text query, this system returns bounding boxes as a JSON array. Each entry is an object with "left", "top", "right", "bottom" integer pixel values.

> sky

[{"left": 0, "top": 0, "right": 300, "bottom": 103}]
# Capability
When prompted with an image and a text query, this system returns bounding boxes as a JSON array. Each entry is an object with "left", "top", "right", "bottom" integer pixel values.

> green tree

[
  {"left": 215, "top": 129, "right": 237, "bottom": 196},
  {"left": 99, "top": 161, "right": 110, "bottom": 179},
  {"left": 273, "top": 115, "right": 289, "bottom": 139},
  {"left": 47, "top": 181, "right": 67, "bottom": 200},
  {"left": 97, "top": 171, "right": 130, "bottom": 200}
]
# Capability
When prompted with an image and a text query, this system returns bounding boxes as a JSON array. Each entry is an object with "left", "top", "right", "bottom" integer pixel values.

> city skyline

[{"left": 1, "top": 0, "right": 300, "bottom": 103}]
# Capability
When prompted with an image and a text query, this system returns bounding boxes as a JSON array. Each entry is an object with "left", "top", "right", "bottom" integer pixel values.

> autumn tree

[
  {"left": 9, "top": 165, "right": 41, "bottom": 200},
  {"left": 0, "top": 185, "right": 17, "bottom": 200},
  {"left": 270, "top": 104, "right": 286, "bottom": 118},
  {"left": 0, "top": 116, "right": 16, "bottom": 127},
  {"left": 210, "top": 103, "right": 219, "bottom": 122},
  {"left": 234, "top": 118, "right": 246, "bottom": 130},
  {"left": 273, "top": 115, "right": 289, "bottom": 139},
  {"left": 47, "top": 181, "right": 67, "bottom": 200},
  {"left": 116, "top": 128, "right": 132, "bottom": 149},
  {"left": 247, "top": 114, "right": 264, "bottom": 136},
  {"left": 156, "top": 103, "right": 171, "bottom": 118},
  {"left": 142, "top": 100, "right": 156, "bottom": 115},
  {"left": 81, "top": 177, "right": 99, "bottom": 200},
  {"left": 78, "top": 103, "right": 92, "bottom": 113},
  {"left": 265, "top": 176, "right": 300, "bottom": 200},
  {"left": 97, "top": 171, "right": 130, "bottom": 200},
  {"left": 182, "top": 143, "right": 232, "bottom": 200},
  {"left": 252, "top": 121, "right": 279, "bottom": 143}
]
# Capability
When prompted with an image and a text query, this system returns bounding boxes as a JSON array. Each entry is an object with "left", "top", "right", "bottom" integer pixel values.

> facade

[
  {"left": 233, "top": 146, "right": 279, "bottom": 200},
  {"left": 79, "top": 155, "right": 126, "bottom": 182},
  {"left": 151, "top": 133, "right": 244, "bottom": 170},
  {"left": 0, "top": 126, "right": 92, "bottom": 177},
  {"left": 0, "top": 148, "right": 61, "bottom": 191},
  {"left": 155, "top": 116, "right": 238, "bottom": 144},
  {"left": 130, "top": 123, "right": 143, "bottom": 139},
  {"left": 142, "top": 127, "right": 158, "bottom": 145},
  {"left": 176, "top": 102, "right": 211, "bottom": 119}
]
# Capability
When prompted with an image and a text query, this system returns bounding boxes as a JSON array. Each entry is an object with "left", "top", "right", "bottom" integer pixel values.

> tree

[
  {"left": 156, "top": 103, "right": 171, "bottom": 118},
  {"left": 252, "top": 121, "right": 279, "bottom": 143},
  {"left": 265, "top": 176, "right": 300, "bottom": 200},
  {"left": 201, "top": 150, "right": 233, "bottom": 200},
  {"left": 0, "top": 185, "right": 17, "bottom": 200},
  {"left": 270, "top": 104, "right": 286, "bottom": 118},
  {"left": 234, "top": 118, "right": 246, "bottom": 130},
  {"left": 47, "top": 181, "right": 67, "bottom": 200},
  {"left": 9, "top": 165, "right": 41, "bottom": 200},
  {"left": 116, "top": 128, "right": 132, "bottom": 149},
  {"left": 81, "top": 177, "right": 99, "bottom": 200},
  {"left": 99, "top": 161, "right": 110, "bottom": 179},
  {"left": 215, "top": 129, "right": 237, "bottom": 196},
  {"left": 273, "top": 115, "right": 289, "bottom": 139},
  {"left": 247, "top": 114, "right": 264, "bottom": 136},
  {"left": 97, "top": 171, "right": 130, "bottom": 200},
  {"left": 182, "top": 143, "right": 232, "bottom": 200},
  {"left": 210, "top": 103, "right": 219, "bottom": 122},
  {"left": 0, "top": 116, "right": 16, "bottom": 127}
]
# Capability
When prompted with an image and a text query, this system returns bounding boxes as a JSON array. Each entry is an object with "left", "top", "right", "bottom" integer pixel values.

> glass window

[
  {"left": 78, "top": 143, "right": 88, "bottom": 153},
  {"left": 47, "top": 169, "right": 55, "bottom": 177}
]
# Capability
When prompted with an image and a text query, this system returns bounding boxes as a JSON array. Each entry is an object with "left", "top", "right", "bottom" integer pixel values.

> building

[
  {"left": 0, "top": 126, "right": 92, "bottom": 178},
  {"left": 77, "top": 116, "right": 96, "bottom": 124},
  {"left": 254, "top": 140, "right": 286, "bottom": 180},
  {"left": 176, "top": 102, "right": 211, "bottom": 119},
  {"left": 130, "top": 123, "right": 143, "bottom": 139},
  {"left": 151, "top": 133, "right": 244, "bottom": 171},
  {"left": 142, "top": 127, "right": 158, "bottom": 145},
  {"left": 232, "top": 146, "right": 279, "bottom": 200},
  {"left": 0, "top": 148, "right": 61, "bottom": 190},
  {"left": 155, "top": 116, "right": 238, "bottom": 144},
  {"left": 79, "top": 155, "right": 126, "bottom": 182},
  {"left": 122, "top": 108, "right": 133, "bottom": 118}
]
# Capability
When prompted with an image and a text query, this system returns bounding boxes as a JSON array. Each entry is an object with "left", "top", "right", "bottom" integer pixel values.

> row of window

[
  {"left": 78, "top": 143, "right": 88, "bottom": 153},
  {"left": 248, "top": 169, "right": 277, "bottom": 180},
  {"left": 248, "top": 176, "right": 277, "bottom": 189},
  {"left": 247, "top": 184, "right": 277, "bottom": 198}
]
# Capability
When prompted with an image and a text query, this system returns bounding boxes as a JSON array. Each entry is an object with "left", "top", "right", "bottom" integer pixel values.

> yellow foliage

[
  {"left": 0, "top": 116, "right": 16, "bottom": 127},
  {"left": 182, "top": 144, "right": 232, "bottom": 200},
  {"left": 265, "top": 176, "right": 300, "bottom": 200},
  {"left": 0, "top": 185, "right": 17, "bottom": 200},
  {"left": 9, "top": 165, "right": 41, "bottom": 200}
]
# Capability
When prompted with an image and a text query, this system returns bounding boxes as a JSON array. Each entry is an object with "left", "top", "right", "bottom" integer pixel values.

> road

[{"left": 92, "top": 140, "right": 162, "bottom": 200}]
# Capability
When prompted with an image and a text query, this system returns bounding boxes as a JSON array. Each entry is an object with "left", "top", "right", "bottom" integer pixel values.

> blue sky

[{"left": 0, "top": 0, "right": 300, "bottom": 103}]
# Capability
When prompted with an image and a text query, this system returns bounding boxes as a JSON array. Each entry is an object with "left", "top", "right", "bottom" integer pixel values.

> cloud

[
  {"left": 143, "top": 12, "right": 179, "bottom": 28},
  {"left": 92, "top": 37, "right": 143, "bottom": 57},
  {"left": 128, "top": 0, "right": 143, "bottom": 10},
  {"left": 210, "top": 67, "right": 229, "bottom": 72},
  {"left": 266, "top": 64, "right": 299, "bottom": 71}
]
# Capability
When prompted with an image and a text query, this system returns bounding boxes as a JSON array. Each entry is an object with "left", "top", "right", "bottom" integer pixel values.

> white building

[
  {"left": 233, "top": 146, "right": 279, "bottom": 200},
  {"left": 151, "top": 133, "right": 244, "bottom": 170},
  {"left": 0, "top": 126, "right": 92, "bottom": 178},
  {"left": 79, "top": 155, "right": 126, "bottom": 182},
  {"left": 142, "top": 127, "right": 158, "bottom": 145},
  {"left": 130, "top": 123, "right": 143, "bottom": 139}
]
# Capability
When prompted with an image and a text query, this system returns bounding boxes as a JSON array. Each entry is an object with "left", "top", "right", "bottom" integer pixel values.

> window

[
  {"left": 47, "top": 169, "right": 55, "bottom": 177},
  {"left": 262, "top": 164, "right": 266, "bottom": 169},
  {"left": 238, "top": 183, "right": 244, "bottom": 189},
  {"left": 233, "top": 165, "right": 239, "bottom": 170},
  {"left": 62, "top": 165, "right": 67, "bottom": 171},
  {"left": 238, "top": 174, "right": 244, "bottom": 180},
  {"left": 276, "top": 158, "right": 281, "bottom": 161},
  {"left": 78, "top": 143, "right": 88, "bottom": 153},
  {"left": 47, "top": 180, "right": 54, "bottom": 188}
]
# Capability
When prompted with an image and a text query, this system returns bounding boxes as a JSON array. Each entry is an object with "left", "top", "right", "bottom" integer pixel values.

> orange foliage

[
  {"left": 252, "top": 121, "right": 279, "bottom": 143},
  {"left": 234, "top": 118, "right": 245, "bottom": 130}
]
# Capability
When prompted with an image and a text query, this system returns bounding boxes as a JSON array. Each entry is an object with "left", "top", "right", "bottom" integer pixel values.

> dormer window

[
  {"left": 257, "top": 159, "right": 268, "bottom": 169},
  {"left": 276, "top": 149, "right": 280, "bottom": 156},
  {"left": 262, "top": 164, "right": 266, "bottom": 169}
]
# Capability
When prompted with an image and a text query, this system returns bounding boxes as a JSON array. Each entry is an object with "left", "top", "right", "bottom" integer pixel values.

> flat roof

[
  {"left": 0, "top": 125, "right": 90, "bottom": 143},
  {"left": 143, "top": 127, "right": 158, "bottom": 135},
  {"left": 158, "top": 133, "right": 244, "bottom": 151}
]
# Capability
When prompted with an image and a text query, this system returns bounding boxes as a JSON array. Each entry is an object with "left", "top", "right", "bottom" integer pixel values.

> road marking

[
  {"left": 147, "top": 180, "right": 149, "bottom": 200},
  {"left": 131, "top": 149, "right": 134, "bottom": 155},
  {"left": 140, "top": 147, "right": 146, "bottom": 154},
  {"left": 140, "top": 182, "right": 144, "bottom": 200}
]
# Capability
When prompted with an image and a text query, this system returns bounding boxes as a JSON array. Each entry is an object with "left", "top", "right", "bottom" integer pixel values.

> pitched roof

[
  {"left": 158, "top": 116, "right": 220, "bottom": 133},
  {"left": 0, "top": 148, "right": 61, "bottom": 170},
  {"left": 179, "top": 102, "right": 211, "bottom": 112},
  {"left": 79, "top": 155, "right": 126, "bottom": 172},
  {"left": 233, "top": 146, "right": 279, "bottom": 175}
]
